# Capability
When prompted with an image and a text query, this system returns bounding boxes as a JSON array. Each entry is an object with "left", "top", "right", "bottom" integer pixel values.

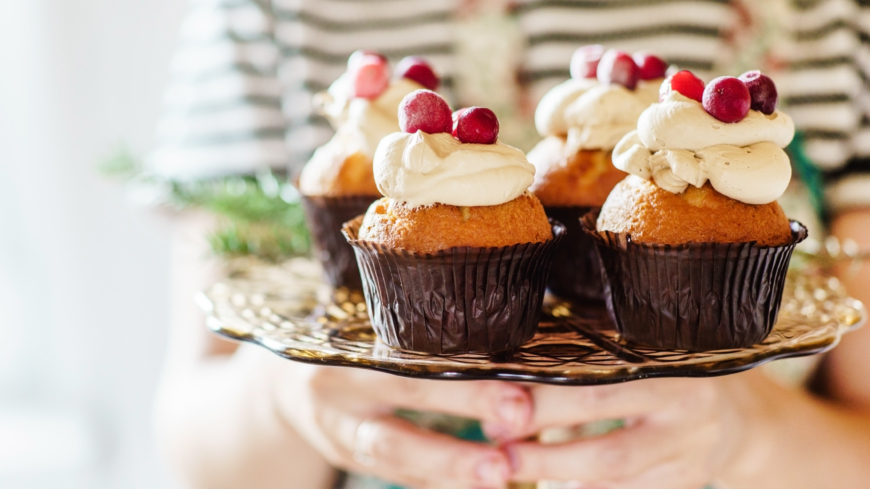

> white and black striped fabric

[
  {"left": 151, "top": 0, "right": 870, "bottom": 212},
  {"left": 151, "top": 0, "right": 457, "bottom": 180},
  {"left": 517, "top": 0, "right": 734, "bottom": 103}
]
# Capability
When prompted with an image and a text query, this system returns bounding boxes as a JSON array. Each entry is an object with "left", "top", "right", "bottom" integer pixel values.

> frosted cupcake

[
  {"left": 585, "top": 70, "right": 807, "bottom": 351},
  {"left": 343, "top": 90, "right": 564, "bottom": 354},
  {"left": 298, "top": 52, "right": 439, "bottom": 289},
  {"left": 528, "top": 46, "right": 666, "bottom": 302}
]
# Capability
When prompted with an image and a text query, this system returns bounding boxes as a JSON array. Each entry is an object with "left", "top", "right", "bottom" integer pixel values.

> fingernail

[
  {"left": 496, "top": 394, "right": 529, "bottom": 428},
  {"left": 503, "top": 445, "right": 520, "bottom": 472},
  {"left": 475, "top": 457, "right": 509, "bottom": 485},
  {"left": 481, "top": 421, "right": 511, "bottom": 443}
]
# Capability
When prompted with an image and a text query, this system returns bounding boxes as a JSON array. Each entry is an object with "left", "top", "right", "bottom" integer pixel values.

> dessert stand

[
  {"left": 200, "top": 256, "right": 864, "bottom": 489},
  {"left": 200, "top": 257, "right": 865, "bottom": 385}
]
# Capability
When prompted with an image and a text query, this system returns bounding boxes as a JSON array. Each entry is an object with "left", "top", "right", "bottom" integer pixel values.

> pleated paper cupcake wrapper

[
  {"left": 342, "top": 216, "right": 567, "bottom": 354},
  {"left": 300, "top": 194, "right": 378, "bottom": 291},
  {"left": 544, "top": 206, "right": 606, "bottom": 303},
  {"left": 581, "top": 211, "right": 808, "bottom": 351}
]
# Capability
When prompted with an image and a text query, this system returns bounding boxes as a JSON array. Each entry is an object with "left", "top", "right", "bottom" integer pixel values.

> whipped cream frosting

[
  {"left": 613, "top": 91, "right": 795, "bottom": 205},
  {"left": 373, "top": 131, "right": 535, "bottom": 207},
  {"left": 313, "top": 76, "right": 424, "bottom": 159},
  {"left": 534, "top": 78, "right": 661, "bottom": 151}
]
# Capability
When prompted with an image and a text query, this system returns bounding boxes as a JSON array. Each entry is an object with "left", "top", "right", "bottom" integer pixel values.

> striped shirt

[{"left": 151, "top": 0, "right": 870, "bottom": 214}]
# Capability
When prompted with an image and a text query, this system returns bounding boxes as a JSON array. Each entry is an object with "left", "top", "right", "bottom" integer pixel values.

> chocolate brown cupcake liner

[
  {"left": 343, "top": 217, "right": 566, "bottom": 354},
  {"left": 543, "top": 206, "right": 606, "bottom": 303},
  {"left": 300, "top": 194, "right": 378, "bottom": 290},
  {"left": 581, "top": 211, "right": 807, "bottom": 351}
]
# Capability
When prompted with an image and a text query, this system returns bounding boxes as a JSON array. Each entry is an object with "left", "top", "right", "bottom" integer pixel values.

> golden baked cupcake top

[
  {"left": 600, "top": 70, "right": 796, "bottom": 246},
  {"left": 612, "top": 70, "right": 794, "bottom": 206},
  {"left": 358, "top": 90, "right": 551, "bottom": 252}
]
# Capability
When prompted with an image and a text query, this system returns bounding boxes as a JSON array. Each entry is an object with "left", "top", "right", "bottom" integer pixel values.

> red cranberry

[
  {"left": 347, "top": 50, "right": 387, "bottom": 69},
  {"left": 350, "top": 55, "right": 390, "bottom": 99},
  {"left": 738, "top": 70, "right": 778, "bottom": 115},
  {"left": 451, "top": 108, "right": 468, "bottom": 137},
  {"left": 570, "top": 45, "right": 605, "bottom": 79},
  {"left": 455, "top": 107, "right": 499, "bottom": 144},
  {"left": 660, "top": 70, "right": 705, "bottom": 102},
  {"left": 702, "top": 76, "right": 751, "bottom": 123},
  {"left": 597, "top": 49, "right": 639, "bottom": 90},
  {"left": 395, "top": 56, "right": 440, "bottom": 91},
  {"left": 633, "top": 52, "right": 668, "bottom": 80},
  {"left": 399, "top": 90, "right": 453, "bottom": 134}
]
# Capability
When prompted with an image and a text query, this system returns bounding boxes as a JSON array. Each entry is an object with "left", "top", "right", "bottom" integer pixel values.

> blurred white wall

[{"left": 0, "top": 0, "right": 187, "bottom": 488}]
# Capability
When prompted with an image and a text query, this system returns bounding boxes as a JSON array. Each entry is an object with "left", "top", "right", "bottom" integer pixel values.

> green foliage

[
  {"left": 97, "top": 143, "right": 141, "bottom": 178},
  {"left": 170, "top": 175, "right": 310, "bottom": 260},
  {"left": 99, "top": 145, "right": 309, "bottom": 260}
]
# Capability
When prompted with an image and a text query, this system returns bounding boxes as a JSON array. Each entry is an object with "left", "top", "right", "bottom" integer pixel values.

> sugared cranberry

[
  {"left": 633, "top": 52, "right": 668, "bottom": 80},
  {"left": 350, "top": 55, "right": 390, "bottom": 99},
  {"left": 395, "top": 56, "right": 440, "bottom": 91},
  {"left": 702, "top": 76, "right": 751, "bottom": 123},
  {"left": 660, "top": 70, "right": 705, "bottom": 102},
  {"left": 597, "top": 49, "right": 639, "bottom": 90},
  {"left": 451, "top": 108, "right": 468, "bottom": 137},
  {"left": 347, "top": 50, "right": 387, "bottom": 69},
  {"left": 399, "top": 90, "right": 453, "bottom": 134},
  {"left": 738, "top": 70, "right": 778, "bottom": 115},
  {"left": 570, "top": 45, "right": 605, "bottom": 79},
  {"left": 455, "top": 107, "right": 499, "bottom": 144}
]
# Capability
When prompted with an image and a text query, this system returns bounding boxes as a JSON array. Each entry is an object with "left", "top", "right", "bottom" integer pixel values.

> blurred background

[{"left": 0, "top": 1, "right": 186, "bottom": 487}]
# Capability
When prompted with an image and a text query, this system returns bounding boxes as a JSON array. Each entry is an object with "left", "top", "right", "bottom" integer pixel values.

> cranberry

[
  {"left": 633, "top": 52, "right": 668, "bottom": 80},
  {"left": 702, "top": 76, "right": 751, "bottom": 123},
  {"left": 660, "top": 70, "right": 705, "bottom": 102},
  {"left": 597, "top": 49, "right": 639, "bottom": 90},
  {"left": 350, "top": 55, "right": 390, "bottom": 99},
  {"left": 570, "top": 45, "right": 605, "bottom": 79},
  {"left": 399, "top": 90, "right": 453, "bottom": 134},
  {"left": 347, "top": 50, "right": 387, "bottom": 69},
  {"left": 738, "top": 70, "right": 778, "bottom": 115},
  {"left": 395, "top": 56, "right": 440, "bottom": 91},
  {"left": 451, "top": 108, "right": 468, "bottom": 137},
  {"left": 455, "top": 107, "right": 499, "bottom": 144}
]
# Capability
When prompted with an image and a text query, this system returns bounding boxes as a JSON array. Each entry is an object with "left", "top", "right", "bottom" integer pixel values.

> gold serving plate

[{"left": 200, "top": 257, "right": 865, "bottom": 385}]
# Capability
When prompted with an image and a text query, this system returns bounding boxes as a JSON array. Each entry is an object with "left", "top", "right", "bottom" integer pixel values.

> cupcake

[
  {"left": 528, "top": 46, "right": 666, "bottom": 302},
  {"left": 298, "top": 52, "right": 440, "bottom": 289},
  {"left": 343, "top": 90, "right": 564, "bottom": 354},
  {"left": 585, "top": 70, "right": 807, "bottom": 351}
]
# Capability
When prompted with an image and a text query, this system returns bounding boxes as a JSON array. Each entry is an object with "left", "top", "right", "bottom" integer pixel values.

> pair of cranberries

[
  {"left": 662, "top": 70, "right": 778, "bottom": 123},
  {"left": 570, "top": 45, "right": 668, "bottom": 90},
  {"left": 398, "top": 90, "right": 499, "bottom": 145},
  {"left": 348, "top": 50, "right": 440, "bottom": 99}
]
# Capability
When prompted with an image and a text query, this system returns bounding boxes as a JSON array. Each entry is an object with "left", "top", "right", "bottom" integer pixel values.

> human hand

[
  {"left": 487, "top": 372, "right": 772, "bottom": 488},
  {"left": 268, "top": 357, "right": 534, "bottom": 489}
]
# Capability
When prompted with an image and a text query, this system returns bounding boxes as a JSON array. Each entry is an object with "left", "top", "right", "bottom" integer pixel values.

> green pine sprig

[{"left": 99, "top": 145, "right": 310, "bottom": 261}]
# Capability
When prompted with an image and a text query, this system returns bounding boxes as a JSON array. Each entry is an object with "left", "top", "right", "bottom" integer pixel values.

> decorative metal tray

[{"left": 200, "top": 258, "right": 865, "bottom": 385}]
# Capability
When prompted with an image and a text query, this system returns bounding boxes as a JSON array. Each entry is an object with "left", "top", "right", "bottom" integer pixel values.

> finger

[
  {"left": 347, "top": 415, "right": 513, "bottom": 487},
  {"left": 505, "top": 418, "right": 712, "bottom": 483},
  {"left": 509, "top": 378, "right": 698, "bottom": 437},
  {"left": 310, "top": 366, "right": 532, "bottom": 429},
  {"left": 602, "top": 460, "right": 713, "bottom": 489}
]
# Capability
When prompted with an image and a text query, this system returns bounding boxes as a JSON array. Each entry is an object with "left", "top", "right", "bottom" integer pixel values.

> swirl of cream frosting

[
  {"left": 534, "top": 78, "right": 661, "bottom": 151},
  {"left": 313, "top": 76, "right": 424, "bottom": 158},
  {"left": 373, "top": 131, "right": 535, "bottom": 207},
  {"left": 613, "top": 91, "right": 795, "bottom": 205}
]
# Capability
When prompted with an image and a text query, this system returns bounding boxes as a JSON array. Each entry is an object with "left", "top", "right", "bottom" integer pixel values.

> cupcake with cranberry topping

[
  {"left": 528, "top": 46, "right": 668, "bottom": 302},
  {"left": 298, "top": 52, "right": 440, "bottom": 289},
  {"left": 343, "top": 90, "right": 565, "bottom": 354},
  {"left": 584, "top": 70, "right": 807, "bottom": 351}
]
